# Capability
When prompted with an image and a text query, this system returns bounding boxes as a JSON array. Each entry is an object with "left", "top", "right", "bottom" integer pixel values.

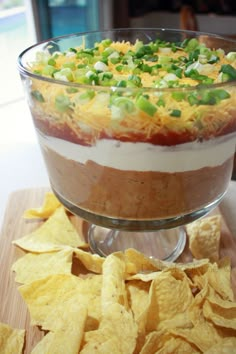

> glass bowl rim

[{"left": 17, "top": 27, "right": 236, "bottom": 93}]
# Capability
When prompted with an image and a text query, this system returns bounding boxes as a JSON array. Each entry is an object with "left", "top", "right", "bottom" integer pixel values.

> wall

[{"left": 130, "top": 11, "right": 236, "bottom": 36}]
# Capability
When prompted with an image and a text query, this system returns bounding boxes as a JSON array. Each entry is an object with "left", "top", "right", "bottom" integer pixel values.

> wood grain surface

[{"left": 0, "top": 188, "right": 236, "bottom": 353}]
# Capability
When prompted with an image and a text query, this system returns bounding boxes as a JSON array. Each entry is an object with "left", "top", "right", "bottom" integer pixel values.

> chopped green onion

[
  {"left": 171, "top": 44, "right": 177, "bottom": 52},
  {"left": 134, "top": 40, "right": 143, "bottom": 52},
  {"left": 139, "top": 63, "right": 152, "bottom": 73},
  {"left": 127, "top": 74, "right": 142, "bottom": 87},
  {"left": 31, "top": 90, "right": 45, "bottom": 102},
  {"left": 133, "top": 58, "right": 143, "bottom": 66},
  {"left": 208, "top": 55, "right": 219, "bottom": 64},
  {"left": 156, "top": 97, "right": 165, "bottom": 107},
  {"left": 94, "top": 61, "right": 108, "bottom": 72},
  {"left": 171, "top": 67, "right": 183, "bottom": 78},
  {"left": 132, "top": 67, "right": 141, "bottom": 75},
  {"left": 150, "top": 64, "right": 162, "bottom": 75},
  {"left": 198, "top": 55, "right": 208, "bottom": 64},
  {"left": 135, "top": 45, "right": 153, "bottom": 58},
  {"left": 77, "top": 64, "right": 86, "bottom": 69},
  {"left": 54, "top": 68, "right": 73, "bottom": 81},
  {"left": 102, "top": 47, "right": 115, "bottom": 58},
  {"left": 149, "top": 41, "right": 159, "bottom": 52},
  {"left": 187, "top": 88, "right": 230, "bottom": 106},
  {"left": 200, "top": 91, "right": 217, "bottom": 105},
  {"left": 188, "top": 49, "right": 200, "bottom": 62},
  {"left": 226, "top": 52, "right": 236, "bottom": 61},
  {"left": 98, "top": 72, "right": 113, "bottom": 85},
  {"left": 185, "top": 38, "right": 199, "bottom": 52},
  {"left": 218, "top": 72, "right": 231, "bottom": 82},
  {"left": 188, "top": 94, "right": 199, "bottom": 106},
  {"left": 136, "top": 95, "right": 157, "bottom": 116},
  {"left": 199, "top": 47, "right": 212, "bottom": 59},
  {"left": 76, "top": 51, "right": 94, "bottom": 63},
  {"left": 172, "top": 92, "right": 186, "bottom": 101},
  {"left": 143, "top": 54, "right": 158, "bottom": 62},
  {"left": 79, "top": 49, "right": 94, "bottom": 56},
  {"left": 100, "top": 79, "right": 117, "bottom": 87},
  {"left": 170, "top": 109, "right": 181, "bottom": 117},
  {"left": 112, "top": 97, "right": 135, "bottom": 113},
  {"left": 220, "top": 64, "right": 236, "bottom": 80},
  {"left": 62, "top": 62, "right": 76, "bottom": 70},
  {"left": 48, "top": 58, "right": 56, "bottom": 66},
  {"left": 166, "top": 80, "right": 179, "bottom": 88},
  {"left": 86, "top": 71, "right": 99, "bottom": 85},
  {"left": 110, "top": 57, "right": 121, "bottom": 64},
  {"left": 159, "top": 56, "right": 172, "bottom": 65},
  {"left": 74, "top": 76, "right": 90, "bottom": 84},
  {"left": 55, "top": 94, "right": 71, "bottom": 112},
  {"left": 185, "top": 68, "right": 214, "bottom": 84},
  {"left": 189, "top": 91, "right": 216, "bottom": 105},
  {"left": 66, "top": 87, "right": 78, "bottom": 94},
  {"left": 101, "top": 39, "right": 112, "bottom": 47},
  {"left": 42, "top": 65, "right": 57, "bottom": 77},
  {"left": 35, "top": 51, "right": 50, "bottom": 65},
  {"left": 116, "top": 80, "right": 127, "bottom": 87},
  {"left": 181, "top": 38, "right": 190, "bottom": 48},
  {"left": 99, "top": 72, "right": 113, "bottom": 79},
  {"left": 115, "top": 65, "right": 124, "bottom": 72},
  {"left": 212, "top": 89, "right": 230, "bottom": 100},
  {"left": 78, "top": 89, "right": 95, "bottom": 101}
]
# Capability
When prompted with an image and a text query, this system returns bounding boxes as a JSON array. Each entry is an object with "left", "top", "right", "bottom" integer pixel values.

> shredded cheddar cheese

[{"left": 27, "top": 35, "right": 236, "bottom": 145}]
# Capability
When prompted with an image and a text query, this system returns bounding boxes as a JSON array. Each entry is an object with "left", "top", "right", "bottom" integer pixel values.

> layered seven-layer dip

[{"left": 25, "top": 35, "right": 236, "bottom": 221}]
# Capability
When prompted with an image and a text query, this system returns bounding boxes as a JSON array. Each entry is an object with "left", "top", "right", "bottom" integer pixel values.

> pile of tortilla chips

[{"left": 1, "top": 192, "right": 236, "bottom": 353}]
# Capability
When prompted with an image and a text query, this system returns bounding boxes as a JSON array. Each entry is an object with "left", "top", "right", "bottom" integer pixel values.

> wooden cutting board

[{"left": 0, "top": 187, "right": 236, "bottom": 353}]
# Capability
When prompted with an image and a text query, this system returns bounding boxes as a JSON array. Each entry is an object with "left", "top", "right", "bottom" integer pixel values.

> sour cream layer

[{"left": 38, "top": 132, "right": 236, "bottom": 173}]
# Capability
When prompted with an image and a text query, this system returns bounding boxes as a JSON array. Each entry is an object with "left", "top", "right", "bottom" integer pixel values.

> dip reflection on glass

[{"left": 18, "top": 29, "right": 236, "bottom": 224}]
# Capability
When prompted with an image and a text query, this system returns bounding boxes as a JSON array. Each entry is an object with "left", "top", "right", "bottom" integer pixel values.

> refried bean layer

[{"left": 41, "top": 145, "right": 233, "bottom": 220}]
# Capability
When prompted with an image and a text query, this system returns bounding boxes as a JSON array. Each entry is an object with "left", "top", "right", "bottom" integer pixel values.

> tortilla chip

[
  {"left": 0, "top": 322, "right": 25, "bottom": 354},
  {"left": 186, "top": 215, "right": 221, "bottom": 262},
  {"left": 204, "top": 337, "right": 236, "bottom": 354},
  {"left": 203, "top": 286, "right": 236, "bottom": 330},
  {"left": 101, "top": 253, "right": 128, "bottom": 312},
  {"left": 127, "top": 280, "right": 150, "bottom": 323},
  {"left": 188, "top": 281, "right": 209, "bottom": 325},
  {"left": 23, "top": 192, "right": 61, "bottom": 219},
  {"left": 73, "top": 248, "right": 104, "bottom": 274},
  {"left": 157, "top": 336, "right": 201, "bottom": 354},
  {"left": 170, "top": 321, "right": 223, "bottom": 352},
  {"left": 140, "top": 330, "right": 171, "bottom": 354},
  {"left": 146, "top": 269, "right": 194, "bottom": 332},
  {"left": 19, "top": 273, "right": 102, "bottom": 332},
  {"left": 12, "top": 248, "right": 73, "bottom": 284},
  {"left": 81, "top": 303, "right": 138, "bottom": 354},
  {"left": 127, "top": 271, "right": 161, "bottom": 282},
  {"left": 206, "top": 258, "right": 234, "bottom": 301},
  {"left": 13, "top": 207, "right": 86, "bottom": 252},
  {"left": 31, "top": 306, "right": 87, "bottom": 354},
  {"left": 124, "top": 248, "right": 167, "bottom": 274},
  {"left": 177, "top": 258, "right": 210, "bottom": 278},
  {"left": 8, "top": 191, "right": 236, "bottom": 353},
  {"left": 80, "top": 254, "right": 138, "bottom": 353},
  {"left": 140, "top": 330, "right": 200, "bottom": 354}
]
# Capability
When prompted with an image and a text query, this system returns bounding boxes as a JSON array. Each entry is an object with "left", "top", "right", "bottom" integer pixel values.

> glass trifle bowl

[{"left": 18, "top": 29, "right": 236, "bottom": 261}]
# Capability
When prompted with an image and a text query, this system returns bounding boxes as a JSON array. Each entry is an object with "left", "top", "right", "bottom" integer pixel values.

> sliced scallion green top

[
  {"left": 136, "top": 95, "right": 157, "bottom": 116},
  {"left": 30, "top": 35, "right": 234, "bottom": 118}
]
